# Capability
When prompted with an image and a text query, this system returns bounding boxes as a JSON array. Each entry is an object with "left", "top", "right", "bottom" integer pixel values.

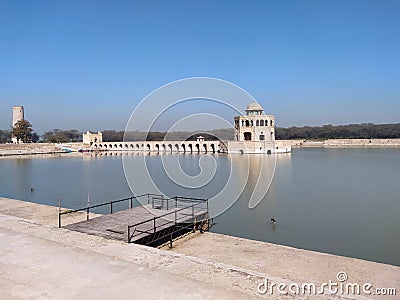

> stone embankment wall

[
  {"left": 274, "top": 140, "right": 292, "bottom": 153},
  {"left": 324, "top": 138, "right": 400, "bottom": 147},
  {"left": 279, "top": 139, "right": 400, "bottom": 148},
  {"left": 0, "top": 143, "right": 61, "bottom": 156}
]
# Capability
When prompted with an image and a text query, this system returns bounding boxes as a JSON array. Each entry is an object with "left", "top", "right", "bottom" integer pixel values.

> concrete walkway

[
  {"left": 1, "top": 198, "right": 399, "bottom": 299},
  {"left": 0, "top": 214, "right": 252, "bottom": 299},
  {"left": 168, "top": 232, "right": 400, "bottom": 299}
]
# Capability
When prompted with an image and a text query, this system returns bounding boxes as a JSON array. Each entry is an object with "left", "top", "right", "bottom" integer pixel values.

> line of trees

[
  {"left": 0, "top": 130, "right": 11, "bottom": 143},
  {"left": 275, "top": 123, "right": 400, "bottom": 140},
  {"left": 2, "top": 123, "right": 400, "bottom": 144},
  {"left": 41, "top": 129, "right": 82, "bottom": 143},
  {"left": 120, "top": 128, "right": 234, "bottom": 142},
  {"left": 0, "top": 126, "right": 81, "bottom": 143},
  {"left": 1, "top": 119, "right": 39, "bottom": 143},
  {"left": 111, "top": 124, "right": 400, "bottom": 141}
]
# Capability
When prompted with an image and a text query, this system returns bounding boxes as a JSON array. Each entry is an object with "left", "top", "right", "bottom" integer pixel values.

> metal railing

[
  {"left": 127, "top": 196, "right": 209, "bottom": 246},
  {"left": 150, "top": 195, "right": 209, "bottom": 211},
  {"left": 58, "top": 193, "right": 211, "bottom": 247},
  {"left": 58, "top": 193, "right": 163, "bottom": 228}
]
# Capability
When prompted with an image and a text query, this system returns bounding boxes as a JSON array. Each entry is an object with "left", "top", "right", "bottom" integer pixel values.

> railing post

[
  {"left": 127, "top": 226, "right": 130, "bottom": 243},
  {"left": 175, "top": 196, "right": 177, "bottom": 208},
  {"left": 166, "top": 196, "right": 168, "bottom": 210},
  {"left": 175, "top": 210, "right": 177, "bottom": 225},
  {"left": 87, "top": 194, "right": 90, "bottom": 221},
  {"left": 147, "top": 193, "right": 150, "bottom": 205},
  {"left": 192, "top": 205, "right": 195, "bottom": 233},
  {"left": 169, "top": 233, "right": 173, "bottom": 248},
  {"left": 153, "top": 217, "right": 156, "bottom": 233},
  {"left": 58, "top": 196, "right": 61, "bottom": 228},
  {"left": 110, "top": 201, "right": 113, "bottom": 214},
  {"left": 130, "top": 197, "right": 133, "bottom": 209}
]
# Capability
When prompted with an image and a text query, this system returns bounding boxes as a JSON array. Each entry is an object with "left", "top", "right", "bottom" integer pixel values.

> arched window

[
  {"left": 245, "top": 120, "right": 250, "bottom": 127},
  {"left": 265, "top": 119, "right": 269, "bottom": 126},
  {"left": 250, "top": 120, "right": 253, "bottom": 126},
  {"left": 256, "top": 120, "right": 259, "bottom": 126},
  {"left": 260, "top": 120, "right": 264, "bottom": 126},
  {"left": 270, "top": 120, "right": 273, "bottom": 126},
  {"left": 241, "top": 120, "right": 244, "bottom": 127}
]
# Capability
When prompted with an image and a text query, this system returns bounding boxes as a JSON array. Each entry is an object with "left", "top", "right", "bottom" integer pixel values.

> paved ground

[
  {"left": 0, "top": 215, "right": 252, "bottom": 299},
  {"left": 1, "top": 198, "right": 399, "bottom": 299},
  {"left": 167, "top": 232, "right": 400, "bottom": 298},
  {"left": 0, "top": 197, "right": 99, "bottom": 227}
]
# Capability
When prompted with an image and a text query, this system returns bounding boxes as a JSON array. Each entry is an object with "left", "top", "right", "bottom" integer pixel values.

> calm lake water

[{"left": 0, "top": 148, "right": 399, "bottom": 266}]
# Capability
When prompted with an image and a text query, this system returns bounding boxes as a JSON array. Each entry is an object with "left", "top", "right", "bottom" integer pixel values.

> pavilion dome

[{"left": 245, "top": 102, "right": 264, "bottom": 111}]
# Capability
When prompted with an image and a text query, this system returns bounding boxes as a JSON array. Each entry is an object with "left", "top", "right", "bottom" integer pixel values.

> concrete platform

[{"left": 64, "top": 204, "right": 208, "bottom": 243}]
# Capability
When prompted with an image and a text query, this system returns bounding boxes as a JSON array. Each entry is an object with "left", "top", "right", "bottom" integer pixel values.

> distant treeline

[
  {"left": 103, "top": 128, "right": 234, "bottom": 142},
  {"left": 103, "top": 123, "right": 400, "bottom": 141},
  {"left": 1, "top": 123, "right": 400, "bottom": 144},
  {"left": 41, "top": 129, "right": 82, "bottom": 143},
  {"left": 0, "top": 130, "right": 11, "bottom": 143},
  {"left": 0, "top": 128, "right": 234, "bottom": 143},
  {"left": 275, "top": 123, "right": 400, "bottom": 140},
  {"left": 0, "top": 129, "right": 82, "bottom": 143}
]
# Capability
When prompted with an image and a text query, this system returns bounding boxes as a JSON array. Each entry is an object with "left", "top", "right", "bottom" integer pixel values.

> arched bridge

[{"left": 91, "top": 140, "right": 225, "bottom": 153}]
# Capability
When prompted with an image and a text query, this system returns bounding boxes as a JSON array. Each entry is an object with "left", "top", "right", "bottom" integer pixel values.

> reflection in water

[
  {"left": 11, "top": 158, "right": 34, "bottom": 198},
  {"left": 0, "top": 149, "right": 399, "bottom": 266}
]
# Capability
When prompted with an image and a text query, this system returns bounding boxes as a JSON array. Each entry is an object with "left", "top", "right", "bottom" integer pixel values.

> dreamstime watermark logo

[
  {"left": 122, "top": 77, "right": 276, "bottom": 218},
  {"left": 257, "top": 272, "right": 397, "bottom": 297}
]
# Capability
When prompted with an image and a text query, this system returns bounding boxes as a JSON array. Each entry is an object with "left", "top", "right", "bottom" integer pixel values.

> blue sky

[{"left": 0, "top": 0, "right": 399, "bottom": 133}]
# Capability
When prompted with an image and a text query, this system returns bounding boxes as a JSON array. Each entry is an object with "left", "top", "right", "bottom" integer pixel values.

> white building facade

[
  {"left": 83, "top": 131, "right": 103, "bottom": 146},
  {"left": 234, "top": 102, "right": 275, "bottom": 142},
  {"left": 223, "top": 102, "right": 291, "bottom": 154}
]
